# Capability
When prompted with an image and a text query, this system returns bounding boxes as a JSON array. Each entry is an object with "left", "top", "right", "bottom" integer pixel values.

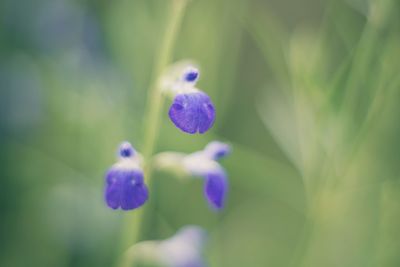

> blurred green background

[{"left": 1, "top": 0, "right": 400, "bottom": 266}]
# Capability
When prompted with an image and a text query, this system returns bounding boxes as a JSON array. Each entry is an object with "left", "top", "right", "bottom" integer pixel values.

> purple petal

[
  {"left": 104, "top": 168, "right": 148, "bottom": 210},
  {"left": 168, "top": 92, "right": 215, "bottom": 134},
  {"left": 203, "top": 170, "right": 228, "bottom": 210},
  {"left": 203, "top": 141, "right": 231, "bottom": 160},
  {"left": 183, "top": 69, "right": 199, "bottom": 82},
  {"left": 118, "top": 141, "right": 135, "bottom": 158}
]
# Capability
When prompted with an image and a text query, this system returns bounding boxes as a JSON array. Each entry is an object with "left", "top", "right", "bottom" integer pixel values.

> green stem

[
  {"left": 116, "top": 1, "right": 188, "bottom": 266},
  {"left": 143, "top": 0, "right": 188, "bottom": 164}
]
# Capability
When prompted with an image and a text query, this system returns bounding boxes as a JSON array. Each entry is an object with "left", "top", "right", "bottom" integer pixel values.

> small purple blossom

[
  {"left": 182, "top": 142, "right": 231, "bottom": 210},
  {"left": 169, "top": 91, "right": 215, "bottom": 134},
  {"left": 163, "top": 64, "right": 215, "bottom": 134},
  {"left": 104, "top": 142, "right": 148, "bottom": 210}
]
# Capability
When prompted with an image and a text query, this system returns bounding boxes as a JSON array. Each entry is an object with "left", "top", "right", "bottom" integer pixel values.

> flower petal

[
  {"left": 104, "top": 168, "right": 148, "bottom": 210},
  {"left": 203, "top": 141, "right": 231, "bottom": 160},
  {"left": 168, "top": 92, "right": 215, "bottom": 134},
  {"left": 204, "top": 170, "right": 228, "bottom": 210},
  {"left": 183, "top": 68, "right": 199, "bottom": 83},
  {"left": 119, "top": 141, "right": 135, "bottom": 158}
]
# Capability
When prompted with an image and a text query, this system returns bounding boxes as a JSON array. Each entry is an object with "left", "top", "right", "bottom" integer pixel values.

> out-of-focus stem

[
  {"left": 143, "top": 0, "right": 188, "bottom": 164},
  {"left": 116, "top": 1, "right": 188, "bottom": 266}
]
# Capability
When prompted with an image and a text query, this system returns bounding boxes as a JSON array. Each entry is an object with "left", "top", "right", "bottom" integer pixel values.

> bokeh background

[{"left": 1, "top": 0, "right": 400, "bottom": 266}]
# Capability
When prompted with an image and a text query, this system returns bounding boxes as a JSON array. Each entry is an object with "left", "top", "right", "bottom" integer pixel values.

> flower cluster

[
  {"left": 104, "top": 63, "right": 230, "bottom": 211},
  {"left": 104, "top": 140, "right": 231, "bottom": 211},
  {"left": 104, "top": 62, "right": 231, "bottom": 266}
]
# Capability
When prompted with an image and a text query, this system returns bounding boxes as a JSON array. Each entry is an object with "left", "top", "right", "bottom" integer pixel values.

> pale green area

[{"left": 1, "top": 0, "right": 400, "bottom": 267}]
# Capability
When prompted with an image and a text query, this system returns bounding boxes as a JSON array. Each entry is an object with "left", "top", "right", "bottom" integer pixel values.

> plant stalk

[{"left": 116, "top": 1, "right": 188, "bottom": 266}]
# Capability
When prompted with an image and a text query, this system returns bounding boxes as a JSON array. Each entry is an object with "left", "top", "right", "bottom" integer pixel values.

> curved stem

[{"left": 116, "top": 1, "right": 188, "bottom": 266}]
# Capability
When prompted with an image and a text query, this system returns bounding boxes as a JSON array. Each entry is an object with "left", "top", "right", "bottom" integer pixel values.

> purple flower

[
  {"left": 163, "top": 65, "right": 215, "bottom": 134},
  {"left": 104, "top": 142, "right": 148, "bottom": 210},
  {"left": 169, "top": 91, "right": 215, "bottom": 134},
  {"left": 182, "top": 142, "right": 231, "bottom": 210}
]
